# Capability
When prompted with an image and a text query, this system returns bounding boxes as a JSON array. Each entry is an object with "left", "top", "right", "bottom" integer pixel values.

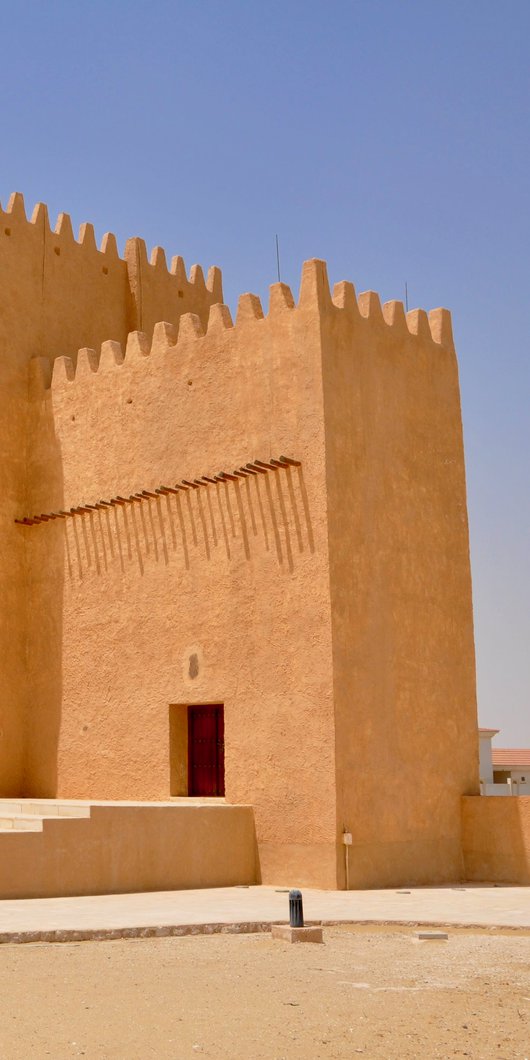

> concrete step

[
  {"left": 0, "top": 800, "right": 91, "bottom": 818},
  {"left": 0, "top": 816, "right": 44, "bottom": 831},
  {"left": 0, "top": 802, "right": 257, "bottom": 898}
]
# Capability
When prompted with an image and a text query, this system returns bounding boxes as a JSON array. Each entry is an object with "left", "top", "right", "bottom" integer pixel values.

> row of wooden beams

[{"left": 14, "top": 456, "right": 302, "bottom": 527}]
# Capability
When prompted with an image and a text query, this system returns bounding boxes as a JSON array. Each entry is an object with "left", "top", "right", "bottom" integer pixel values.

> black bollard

[{"left": 289, "top": 889, "right": 304, "bottom": 928}]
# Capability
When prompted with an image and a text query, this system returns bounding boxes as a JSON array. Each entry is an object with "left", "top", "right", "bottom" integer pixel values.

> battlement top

[
  {"left": 0, "top": 191, "right": 222, "bottom": 296},
  {"left": 27, "top": 256, "right": 454, "bottom": 394}
]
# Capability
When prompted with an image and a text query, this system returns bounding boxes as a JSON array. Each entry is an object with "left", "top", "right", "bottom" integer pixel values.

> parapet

[
  {"left": 0, "top": 192, "right": 223, "bottom": 358},
  {"left": 28, "top": 257, "right": 454, "bottom": 396}
]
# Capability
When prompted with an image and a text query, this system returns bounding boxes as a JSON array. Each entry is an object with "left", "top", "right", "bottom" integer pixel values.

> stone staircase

[
  {"left": 0, "top": 799, "right": 91, "bottom": 832},
  {"left": 0, "top": 798, "right": 257, "bottom": 898}
]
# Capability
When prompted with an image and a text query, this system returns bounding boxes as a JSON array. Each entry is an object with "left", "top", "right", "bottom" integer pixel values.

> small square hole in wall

[
  {"left": 178, "top": 290, "right": 184, "bottom": 298},
  {"left": 4, "top": 228, "right": 11, "bottom": 236},
  {"left": 54, "top": 246, "right": 60, "bottom": 256},
  {"left": 102, "top": 266, "right": 109, "bottom": 275}
]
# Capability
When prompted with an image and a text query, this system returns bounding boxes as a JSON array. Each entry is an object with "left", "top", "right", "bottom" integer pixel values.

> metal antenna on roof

[{"left": 275, "top": 234, "right": 281, "bottom": 283}]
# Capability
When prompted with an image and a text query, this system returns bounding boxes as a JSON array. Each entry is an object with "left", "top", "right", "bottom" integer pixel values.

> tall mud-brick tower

[
  {"left": 0, "top": 193, "right": 479, "bottom": 889},
  {"left": 0, "top": 193, "right": 221, "bottom": 795}
]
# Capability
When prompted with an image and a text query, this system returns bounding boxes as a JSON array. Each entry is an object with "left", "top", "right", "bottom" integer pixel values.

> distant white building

[
  {"left": 491, "top": 748, "right": 530, "bottom": 787},
  {"left": 478, "top": 728, "right": 499, "bottom": 785},
  {"left": 479, "top": 728, "right": 530, "bottom": 795}
]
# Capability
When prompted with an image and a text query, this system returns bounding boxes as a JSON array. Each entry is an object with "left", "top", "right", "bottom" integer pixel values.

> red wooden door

[{"left": 188, "top": 705, "right": 225, "bottom": 796}]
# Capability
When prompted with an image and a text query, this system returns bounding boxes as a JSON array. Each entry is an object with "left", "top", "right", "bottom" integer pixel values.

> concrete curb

[{"left": 1, "top": 917, "right": 529, "bottom": 945}]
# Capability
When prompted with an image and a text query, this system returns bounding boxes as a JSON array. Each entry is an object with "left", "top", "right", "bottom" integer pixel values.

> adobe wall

[
  {"left": 319, "top": 273, "right": 479, "bottom": 886},
  {"left": 462, "top": 796, "right": 530, "bottom": 884},
  {"left": 24, "top": 266, "right": 339, "bottom": 888},
  {"left": 0, "top": 803, "right": 258, "bottom": 899},
  {"left": 0, "top": 193, "right": 220, "bottom": 365},
  {"left": 0, "top": 193, "right": 221, "bottom": 793},
  {"left": 6, "top": 206, "right": 481, "bottom": 887}
]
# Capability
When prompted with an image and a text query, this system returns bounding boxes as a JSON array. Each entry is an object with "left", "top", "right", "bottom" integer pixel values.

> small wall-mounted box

[{"left": 342, "top": 832, "right": 352, "bottom": 845}]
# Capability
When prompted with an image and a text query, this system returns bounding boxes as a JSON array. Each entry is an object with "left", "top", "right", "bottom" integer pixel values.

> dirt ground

[{"left": 0, "top": 926, "right": 529, "bottom": 1059}]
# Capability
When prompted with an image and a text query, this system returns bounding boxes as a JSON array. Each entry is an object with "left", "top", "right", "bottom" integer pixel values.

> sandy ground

[{"left": 0, "top": 926, "right": 529, "bottom": 1059}]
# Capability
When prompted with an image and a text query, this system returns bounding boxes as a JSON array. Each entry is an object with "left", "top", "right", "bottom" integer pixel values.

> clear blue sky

[{"left": 1, "top": 1, "right": 528, "bottom": 745}]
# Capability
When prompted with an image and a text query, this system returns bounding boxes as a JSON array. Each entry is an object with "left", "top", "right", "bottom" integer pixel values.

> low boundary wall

[
  {"left": 462, "top": 795, "right": 530, "bottom": 884},
  {"left": 0, "top": 803, "right": 259, "bottom": 899}
]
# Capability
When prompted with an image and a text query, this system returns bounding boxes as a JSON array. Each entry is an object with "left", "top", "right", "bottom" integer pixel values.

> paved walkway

[{"left": 1, "top": 884, "right": 529, "bottom": 943}]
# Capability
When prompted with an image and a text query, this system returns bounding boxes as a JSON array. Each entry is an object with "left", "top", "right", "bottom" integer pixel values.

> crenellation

[
  {"left": 75, "top": 348, "right": 99, "bottom": 377},
  {"left": 406, "top": 307, "right": 432, "bottom": 340},
  {"left": 31, "top": 201, "right": 50, "bottom": 230},
  {"left": 5, "top": 190, "right": 27, "bottom": 219},
  {"left": 206, "top": 265, "right": 223, "bottom": 300},
  {"left": 51, "top": 355, "right": 75, "bottom": 386},
  {"left": 188, "top": 263, "right": 205, "bottom": 289},
  {"left": 0, "top": 193, "right": 222, "bottom": 310},
  {"left": 54, "top": 212, "right": 74, "bottom": 239},
  {"left": 269, "top": 282, "right": 295, "bottom": 313},
  {"left": 357, "top": 289, "right": 384, "bottom": 320},
  {"left": 207, "top": 303, "right": 234, "bottom": 332},
  {"left": 322, "top": 287, "right": 455, "bottom": 348},
  {"left": 332, "top": 280, "right": 358, "bottom": 314},
  {"left": 235, "top": 292, "right": 264, "bottom": 325},
  {"left": 98, "top": 339, "right": 124, "bottom": 371},
  {"left": 428, "top": 307, "right": 454, "bottom": 348},
  {"left": 382, "top": 299, "right": 407, "bottom": 330},
  {"left": 151, "top": 321, "right": 178, "bottom": 354},
  {"left": 125, "top": 330, "right": 150, "bottom": 361},
  {"left": 125, "top": 234, "right": 148, "bottom": 269},
  {"left": 29, "top": 256, "right": 457, "bottom": 398},
  {"left": 170, "top": 254, "right": 187, "bottom": 282},
  {"left": 26, "top": 254, "right": 459, "bottom": 406},
  {"left": 150, "top": 245, "right": 167, "bottom": 269},
  {"left": 177, "top": 311, "right": 205, "bottom": 342},
  {"left": 100, "top": 231, "right": 120, "bottom": 257},
  {"left": 78, "top": 221, "right": 98, "bottom": 250},
  {"left": 298, "top": 258, "right": 331, "bottom": 310}
]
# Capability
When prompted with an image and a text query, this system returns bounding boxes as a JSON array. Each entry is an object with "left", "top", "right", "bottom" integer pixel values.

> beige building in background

[{"left": 1, "top": 190, "right": 522, "bottom": 894}]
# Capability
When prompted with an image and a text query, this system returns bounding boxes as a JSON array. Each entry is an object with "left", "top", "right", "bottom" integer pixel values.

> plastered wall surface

[
  {"left": 0, "top": 803, "right": 258, "bottom": 899},
  {"left": 1, "top": 193, "right": 482, "bottom": 889},
  {"left": 319, "top": 276, "right": 479, "bottom": 887},
  {"left": 0, "top": 193, "right": 220, "bottom": 795},
  {"left": 25, "top": 267, "right": 339, "bottom": 888},
  {"left": 462, "top": 796, "right": 530, "bottom": 885}
]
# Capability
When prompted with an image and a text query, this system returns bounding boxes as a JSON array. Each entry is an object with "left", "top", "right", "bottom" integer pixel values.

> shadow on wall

[
  {"left": 23, "top": 402, "right": 64, "bottom": 798},
  {"left": 53, "top": 466, "right": 315, "bottom": 581}
]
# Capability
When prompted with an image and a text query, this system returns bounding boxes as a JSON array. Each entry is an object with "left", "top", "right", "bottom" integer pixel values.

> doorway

[{"left": 188, "top": 704, "right": 225, "bottom": 797}]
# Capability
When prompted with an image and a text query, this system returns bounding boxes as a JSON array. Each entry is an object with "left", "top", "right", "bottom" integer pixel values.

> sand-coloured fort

[{"left": 0, "top": 191, "right": 527, "bottom": 895}]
